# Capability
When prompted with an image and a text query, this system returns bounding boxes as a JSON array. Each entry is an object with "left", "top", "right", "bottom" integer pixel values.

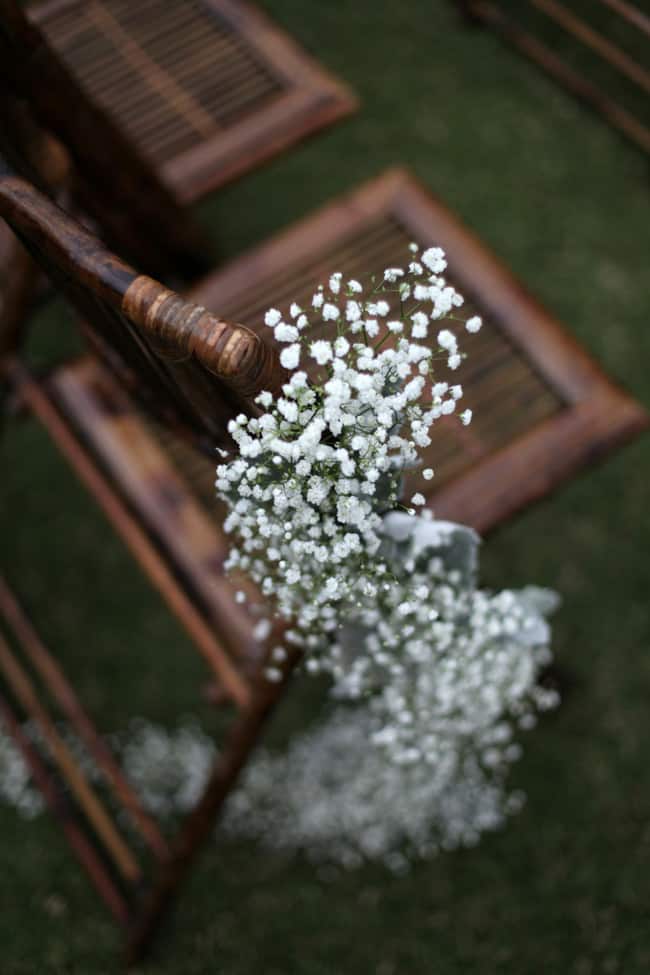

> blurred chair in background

[
  {"left": 455, "top": 0, "right": 650, "bottom": 156},
  {"left": 0, "top": 0, "right": 357, "bottom": 278}
]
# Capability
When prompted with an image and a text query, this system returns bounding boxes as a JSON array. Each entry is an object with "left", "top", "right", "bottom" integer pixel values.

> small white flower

[
  {"left": 460, "top": 408, "right": 473, "bottom": 425},
  {"left": 253, "top": 619, "right": 271, "bottom": 641},
  {"left": 274, "top": 322, "right": 299, "bottom": 343},
  {"left": 323, "top": 303, "right": 340, "bottom": 322},
  {"left": 264, "top": 667, "right": 283, "bottom": 683},
  {"left": 334, "top": 336, "right": 350, "bottom": 357},
  {"left": 383, "top": 268, "right": 404, "bottom": 282},
  {"left": 264, "top": 308, "right": 282, "bottom": 327},
  {"left": 280, "top": 344, "right": 301, "bottom": 370},
  {"left": 329, "top": 272, "right": 342, "bottom": 294},
  {"left": 421, "top": 246, "right": 447, "bottom": 273},
  {"left": 466, "top": 316, "right": 482, "bottom": 333},
  {"left": 422, "top": 468, "right": 434, "bottom": 480},
  {"left": 310, "top": 340, "right": 333, "bottom": 366},
  {"left": 437, "top": 329, "right": 457, "bottom": 351},
  {"left": 256, "top": 390, "right": 273, "bottom": 408},
  {"left": 411, "top": 493, "right": 425, "bottom": 506}
]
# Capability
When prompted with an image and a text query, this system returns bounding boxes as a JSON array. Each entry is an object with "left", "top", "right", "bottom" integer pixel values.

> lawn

[{"left": 1, "top": 1, "right": 650, "bottom": 972}]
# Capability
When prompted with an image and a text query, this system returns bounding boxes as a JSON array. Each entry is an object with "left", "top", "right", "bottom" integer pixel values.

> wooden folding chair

[
  {"left": 1, "top": 0, "right": 212, "bottom": 280},
  {"left": 0, "top": 165, "right": 296, "bottom": 962},
  {"left": 24, "top": 0, "right": 357, "bottom": 206},
  {"left": 456, "top": 1, "right": 650, "bottom": 156},
  {"left": 0, "top": 0, "right": 356, "bottom": 277}
]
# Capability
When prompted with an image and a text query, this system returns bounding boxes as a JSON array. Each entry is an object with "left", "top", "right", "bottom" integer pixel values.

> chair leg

[
  {"left": 0, "top": 234, "right": 39, "bottom": 360},
  {"left": 125, "top": 658, "right": 298, "bottom": 965}
]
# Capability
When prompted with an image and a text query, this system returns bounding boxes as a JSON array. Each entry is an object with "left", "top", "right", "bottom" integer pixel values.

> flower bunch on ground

[
  {"left": 213, "top": 244, "right": 559, "bottom": 867},
  {"left": 226, "top": 519, "right": 558, "bottom": 868}
]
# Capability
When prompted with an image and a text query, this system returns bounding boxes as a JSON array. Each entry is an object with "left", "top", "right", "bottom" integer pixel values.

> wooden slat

[
  {"left": 530, "top": 0, "right": 650, "bottom": 95},
  {"left": 0, "top": 575, "right": 170, "bottom": 860},
  {"left": 47, "top": 357, "right": 266, "bottom": 667},
  {"left": 8, "top": 360, "right": 253, "bottom": 709},
  {"left": 0, "top": 630, "right": 141, "bottom": 884},
  {"left": 464, "top": 1, "right": 650, "bottom": 156},
  {"left": 126, "top": 644, "right": 300, "bottom": 964},
  {"left": 598, "top": 0, "right": 650, "bottom": 38},
  {"left": 0, "top": 689, "right": 130, "bottom": 925}
]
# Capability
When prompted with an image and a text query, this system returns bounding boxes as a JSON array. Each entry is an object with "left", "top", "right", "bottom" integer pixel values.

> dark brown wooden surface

[
  {"left": 27, "top": 0, "right": 358, "bottom": 205},
  {"left": 458, "top": 0, "right": 650, "bottom": 155}
]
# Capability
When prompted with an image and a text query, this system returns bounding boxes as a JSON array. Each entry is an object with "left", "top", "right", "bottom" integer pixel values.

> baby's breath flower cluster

[
  {"left": 213, "top": 243, "right": 558, "bottom": 867},
  {"left": 210, "top": 245, "right": 559, "bottom": 867},
  {"left": 216, "top": 246, "right": 477, "bottom": 683},
  {"left": 227, "top": 519, "right": 558, "bottom": 868}
]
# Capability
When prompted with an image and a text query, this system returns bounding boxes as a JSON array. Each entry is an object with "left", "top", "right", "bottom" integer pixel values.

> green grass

[{"left": 2, "top": 1, "right": 650, "bottom": 971}]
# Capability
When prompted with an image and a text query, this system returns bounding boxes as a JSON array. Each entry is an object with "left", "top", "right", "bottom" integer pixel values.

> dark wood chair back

[
  {"left": 0, "top": 0, "right": 210, "bottom": 280},
  {"left": 0, "top": 167, "right": 283, "bottom": 447}
]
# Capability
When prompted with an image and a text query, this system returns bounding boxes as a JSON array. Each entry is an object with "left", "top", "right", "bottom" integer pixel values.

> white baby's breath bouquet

[{"left": 216, "top": 244, "right": 559, "bottom": 867}]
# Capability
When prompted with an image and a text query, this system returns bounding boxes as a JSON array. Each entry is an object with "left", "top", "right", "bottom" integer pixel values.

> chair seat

[
  {"left": 187, "top": 167, "right": 648, "bottom": 533},
  {"left": 28, "top": 0, "right": 357, "bottom": 205},
  {"left": 45, "top": 356, "right": 265, "bottom": 669}
]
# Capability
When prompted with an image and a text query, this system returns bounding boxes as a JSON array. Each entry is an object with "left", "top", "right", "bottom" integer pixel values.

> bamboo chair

[
  {"left": 0, "top": 0, "right": 211, "bottom": 281},
  {"left": 0, "top": 165, "right": 295, "bottom": 962},
  {"left": 456, "top": 0, "right": 650, "bottom": 156},
  {"left": 3, "top": 0, "right": 357, "bottom": 223}
]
